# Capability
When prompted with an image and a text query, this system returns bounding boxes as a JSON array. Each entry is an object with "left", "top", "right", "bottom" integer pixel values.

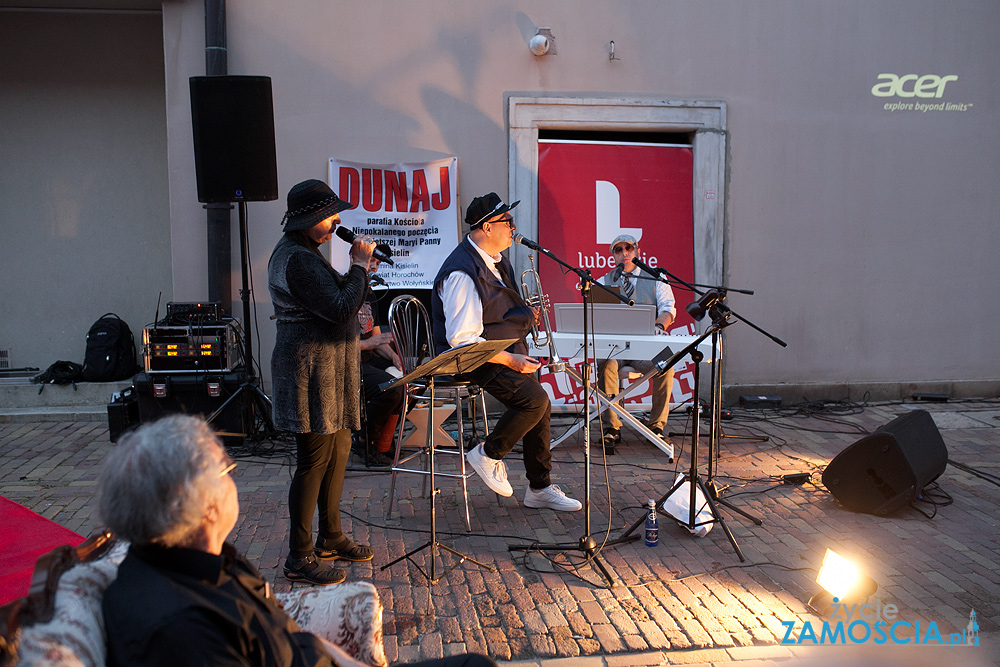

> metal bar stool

[{"left": 385, "top": 295, "right": 490, "bottom": 531}]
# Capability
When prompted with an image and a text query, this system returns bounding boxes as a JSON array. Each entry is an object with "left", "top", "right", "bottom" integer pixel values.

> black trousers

[
  {"left": 288, "top": 429, "right": 351, "bottom": 556},
  {"left": 460, "top": 363, "right": 552, "bottom": 489}
]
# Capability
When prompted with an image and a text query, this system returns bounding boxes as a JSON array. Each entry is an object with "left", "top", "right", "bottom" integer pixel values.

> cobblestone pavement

[{"left": 2, "top": 399, "right": 998, "bottom": 665}]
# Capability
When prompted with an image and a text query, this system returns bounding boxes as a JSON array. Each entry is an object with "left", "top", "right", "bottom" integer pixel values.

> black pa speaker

[
  {"left": 133, "top": 371, "right": 250, "bottom": 443},
  {"left": 190, "top": 75, "right": 278, "bottom": 203},
  {"left": 822, "top": 409, "right": 948, "bottom": 515}
]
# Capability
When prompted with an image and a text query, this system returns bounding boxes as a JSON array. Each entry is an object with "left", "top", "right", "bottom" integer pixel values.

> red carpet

[{"left": 0, "top": 495, "right": 84, "bottom": 607}]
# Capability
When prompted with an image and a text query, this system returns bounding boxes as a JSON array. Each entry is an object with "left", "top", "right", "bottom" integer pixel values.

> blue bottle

[{"left": 645, "top": 499, "right": 659, "bottom": 546}]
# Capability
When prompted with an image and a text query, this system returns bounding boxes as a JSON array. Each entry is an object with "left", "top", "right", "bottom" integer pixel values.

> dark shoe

[
  {"left": 601, "top": 428, "right": 620, "bottom": 455},
  {"left": 315, "top": 538, "right": 375, "bottom": 562},
  {"left": 284, "top": 553, "right": 346, "bottom": 585},
  {"left": 367, "top": 451, "right": 393, "bottom": 468}
]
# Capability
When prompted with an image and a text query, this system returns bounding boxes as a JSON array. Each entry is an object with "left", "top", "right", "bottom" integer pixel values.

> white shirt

[{"left": 437, "top": 237, "right": 504, "bottom": 348}]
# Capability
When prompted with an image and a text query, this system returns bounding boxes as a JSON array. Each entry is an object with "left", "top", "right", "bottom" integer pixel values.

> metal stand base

[
  {"left": 509, "top": 535, "right": 616, "bottom": 587},
  {"left": 383, "top": 539, "right": 493, "bottom": 585}
]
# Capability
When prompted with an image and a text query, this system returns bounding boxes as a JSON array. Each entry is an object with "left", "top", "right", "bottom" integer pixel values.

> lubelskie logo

[{"left": 782, "top": 598, "right": 980, "bottom": 647}]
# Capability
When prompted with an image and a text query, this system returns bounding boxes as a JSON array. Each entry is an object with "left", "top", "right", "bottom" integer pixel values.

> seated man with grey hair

[{"left": 99, "top": 415, "right": 494, "bottom": 667}]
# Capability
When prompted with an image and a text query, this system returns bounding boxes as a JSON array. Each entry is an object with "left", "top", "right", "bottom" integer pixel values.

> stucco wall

[
  {"left": 155, "top": 1, "right": 999, "bottom": 398},
  {"left": 0, "top": 10, "right": 172, "bottom": 371}
]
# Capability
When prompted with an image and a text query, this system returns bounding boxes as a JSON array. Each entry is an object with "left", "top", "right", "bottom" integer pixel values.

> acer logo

[{"left": 871, "top": 73, "right": 957, "bottom": 99}]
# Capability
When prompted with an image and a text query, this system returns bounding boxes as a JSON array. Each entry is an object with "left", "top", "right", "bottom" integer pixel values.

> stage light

[{"left": 808, "top": 548, "right": 878, "bottom": 615}]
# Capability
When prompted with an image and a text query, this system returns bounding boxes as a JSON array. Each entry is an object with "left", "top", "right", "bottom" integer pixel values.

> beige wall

[
  {"left": 0, "top": 10, "right": 172, "bottom": 371},
  {"left": 5, "top": 1, "right": 996, "bottom": 399},
  {"left": 159, "top": 0, "right": 999, "bottom": 398}
]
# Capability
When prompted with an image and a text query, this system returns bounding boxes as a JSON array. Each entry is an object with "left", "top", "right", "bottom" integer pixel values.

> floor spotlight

[{"left": 808, "top": 548, "right": 878, "bottom": 615}]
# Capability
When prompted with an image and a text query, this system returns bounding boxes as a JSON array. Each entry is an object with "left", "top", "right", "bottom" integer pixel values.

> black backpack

[{"left": 82, "top": 313, "right": 138, "bottom": 382}]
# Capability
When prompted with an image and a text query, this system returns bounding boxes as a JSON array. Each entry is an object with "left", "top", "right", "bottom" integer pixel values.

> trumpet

[{"left": 520, "top": 254, "right": 565, "bottom": 372}]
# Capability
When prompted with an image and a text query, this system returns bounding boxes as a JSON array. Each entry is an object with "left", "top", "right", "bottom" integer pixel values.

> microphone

[
  {"left": 631, "top": 257, "right": 660, "bottom": 277},
  {"left": 334, "top": 226, "right": 395, "bottom": 265},
  {"left": 368, "top": 273, "right": 387, "bottom": 287},
  {"left": 512, "top": 233, "right": 546, "bottom": 253},
  {"left": 612, "top": 263, "right": 624, "bottom": 282}
]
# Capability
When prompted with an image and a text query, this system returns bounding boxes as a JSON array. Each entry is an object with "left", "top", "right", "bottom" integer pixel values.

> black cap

[{"left": 465, "top": 192, "right": 520, "bottom": 228}]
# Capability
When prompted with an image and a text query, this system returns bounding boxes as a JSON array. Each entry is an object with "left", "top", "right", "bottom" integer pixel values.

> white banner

[{"left": 327, "top": 157, "right": 459, "bottom": 289}]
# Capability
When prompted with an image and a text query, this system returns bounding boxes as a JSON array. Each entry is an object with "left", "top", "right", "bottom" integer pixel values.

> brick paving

[{"left": 1, "top": 400, "right": 998, "bottom": 665}]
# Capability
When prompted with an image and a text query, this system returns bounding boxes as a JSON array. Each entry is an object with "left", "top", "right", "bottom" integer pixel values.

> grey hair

[{"left": 97, "top": 414, "right": 227, "bottom": 547}]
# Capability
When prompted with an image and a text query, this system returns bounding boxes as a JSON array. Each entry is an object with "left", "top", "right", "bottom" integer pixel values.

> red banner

[{"left": 535, "top": 141, "right": 697, "bottom": 408}]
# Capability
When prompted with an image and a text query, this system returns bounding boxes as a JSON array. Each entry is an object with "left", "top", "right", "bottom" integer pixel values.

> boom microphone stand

[
  {"left": 613, "top": 312, "right": 754, "bottom": 560},
  {"left": 632, "top": 260, "right": 785, "bottom": 530},
  {"left": 507, "top": 235, "right": 632, "bottom": 586}
]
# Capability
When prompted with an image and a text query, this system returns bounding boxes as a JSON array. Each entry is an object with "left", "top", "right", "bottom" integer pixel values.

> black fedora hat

[
  {"left": 465, "top": 192, "right": 520, "bottom": 228},
  {"left": 282, "top": 179, "right": 355, "bottom": 232}
]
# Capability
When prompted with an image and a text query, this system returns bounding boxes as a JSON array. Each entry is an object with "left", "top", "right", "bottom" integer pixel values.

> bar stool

[{"left": 385, "top": 296, "right": 489, "bottom": 531}]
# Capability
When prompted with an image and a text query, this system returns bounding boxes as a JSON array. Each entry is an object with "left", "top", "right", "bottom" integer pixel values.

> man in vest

[
  {"left": 431, "top": 193, "right": 581, "bottom": 512},
  {"left": 597, "top": 234, "right": 677, "bottom": 453}
]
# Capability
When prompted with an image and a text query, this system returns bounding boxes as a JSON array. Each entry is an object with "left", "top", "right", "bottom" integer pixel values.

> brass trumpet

[{"left": 520, "top": 254, "right": 565, "bottom": 372}]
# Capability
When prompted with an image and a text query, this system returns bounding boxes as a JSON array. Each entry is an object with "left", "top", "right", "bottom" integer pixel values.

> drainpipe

[{"left": 204, "top": 0, "right": 232, "bottom": 313}]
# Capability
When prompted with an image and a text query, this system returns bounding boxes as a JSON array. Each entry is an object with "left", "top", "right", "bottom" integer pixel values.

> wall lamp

[
  {"left": 808, "top": 548, "right": 879, "bottom": 616},
  {"left": 529, "top": 28, "right": 556, "bottom": 56}
]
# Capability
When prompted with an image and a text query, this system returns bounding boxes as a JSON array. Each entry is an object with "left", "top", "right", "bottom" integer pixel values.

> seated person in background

[
  {"left": 597, "top": 234, "right": 677, "bottom": 451},
  {"left": 357, "top": 243, "right": 404, "bottom": 467},
  {"left": 98, "top": 415, "right": 495, "bottom": 667}
]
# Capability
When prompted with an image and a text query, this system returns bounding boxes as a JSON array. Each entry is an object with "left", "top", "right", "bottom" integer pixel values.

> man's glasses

[
  {"left": 491, "top": 215, "right": 515, "bottom": 228},
  {"left": 612, "top": 243, "right": 635, "bottom": 253}
]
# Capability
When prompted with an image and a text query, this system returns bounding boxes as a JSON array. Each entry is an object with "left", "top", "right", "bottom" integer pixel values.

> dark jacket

[
  {"left": 268, "top": 234, "right": 367, "bottom": 434},
  {"left": 430, "top": 236, "right": 533, "bottom": 357},
  {"left": 103, "top": 543, "right": 333, "bottom": 667}
]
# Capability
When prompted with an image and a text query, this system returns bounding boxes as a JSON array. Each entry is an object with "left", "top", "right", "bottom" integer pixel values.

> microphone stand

[
  {"left": 632, "top": 259, "right": 785, "bottom": 529},
  {"left": 507, "top": 239, "right": 631, "bottom": 587}
]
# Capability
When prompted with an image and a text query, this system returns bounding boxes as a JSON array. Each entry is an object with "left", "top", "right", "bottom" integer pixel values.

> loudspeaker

[
  {"left": 133, "top": 371, "right": 250, "bottom": 442},
  {"left": 822, "top": 410, "right": 948, "bottom": 515},
  {"left": 190, "top": 75, "right": 278, "bottom": 203}
]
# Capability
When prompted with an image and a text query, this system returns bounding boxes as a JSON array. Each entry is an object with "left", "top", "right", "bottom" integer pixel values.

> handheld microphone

[
  {"left": 368, "top": 273, "right": 387, "bottom": 287},
  {"left": 334, "top": 226, "right": 395, "bottom": 265},
  {"left": 512, "top": 233, "right": 545, "bottom": 253},
  {"left": 631, "top": 257, "right": 660, "bottom": 277},
  {"left": 612, "top": 263, "right": 624, "bottom": 282}
]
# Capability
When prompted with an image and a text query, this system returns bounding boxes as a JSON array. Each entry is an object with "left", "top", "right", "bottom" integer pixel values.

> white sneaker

[
  {"left": 465, "top": 444, "right": 513, "bottom": 497},
  {"left": 524, "top": 484, "right": 582, "bottom": 512}
]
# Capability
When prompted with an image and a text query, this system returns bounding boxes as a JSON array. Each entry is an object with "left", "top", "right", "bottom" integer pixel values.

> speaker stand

[{"left": 207, "top": 199, "right": 275, "bottom": 439}]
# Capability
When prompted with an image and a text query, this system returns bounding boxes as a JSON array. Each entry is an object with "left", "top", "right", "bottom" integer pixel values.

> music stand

[{"left": 381, "top": 338, "right": 516, "bottom": 584}]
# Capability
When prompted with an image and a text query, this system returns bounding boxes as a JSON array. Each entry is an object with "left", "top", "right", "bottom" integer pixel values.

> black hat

[
  {"left": 282, "top": 179, "right": 355, "bottom": 232},
  {"left": 374, "top": 242, "right": 392, "bottom": 259},
  {"left": 465, "top": 192, "right": 520, "bottom": 228}
]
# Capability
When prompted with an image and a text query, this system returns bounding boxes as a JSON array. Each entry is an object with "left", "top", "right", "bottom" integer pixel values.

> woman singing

[{"left": 268, "top": 179, "right": 376, "bottom": 585}]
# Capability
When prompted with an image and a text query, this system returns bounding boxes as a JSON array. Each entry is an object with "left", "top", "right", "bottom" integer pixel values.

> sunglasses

[{"left": 612, "top": 243, "right": 635, "bottom": 253}]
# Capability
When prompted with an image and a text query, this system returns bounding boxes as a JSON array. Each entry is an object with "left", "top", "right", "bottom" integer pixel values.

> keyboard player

[{"left": 598, "top": 234, "right": 676, "bottom": 452}]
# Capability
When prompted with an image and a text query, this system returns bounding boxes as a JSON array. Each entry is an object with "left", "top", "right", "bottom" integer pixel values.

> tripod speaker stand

[
  {"left": 206, "top": 199, "right": 275, "bottom": 439},
  {"left": 189, "top": 76, "right": 279, "bottom": 441}
]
